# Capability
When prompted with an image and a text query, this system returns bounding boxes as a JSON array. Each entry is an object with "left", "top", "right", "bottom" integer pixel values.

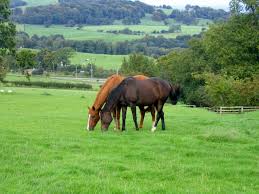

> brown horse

[
  {"left": 100, "top": 77, "right": 180, "bottom": 131},
  {"left": 87, "top": 74, "right": 155, "bottom": 130}
]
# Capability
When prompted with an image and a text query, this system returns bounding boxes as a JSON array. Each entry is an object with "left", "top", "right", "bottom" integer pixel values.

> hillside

[{"left": 12, "top": 0, "right": 154, "bottom": 25}]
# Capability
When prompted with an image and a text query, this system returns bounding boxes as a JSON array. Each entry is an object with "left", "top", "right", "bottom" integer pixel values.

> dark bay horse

[
  {"left": 87, "top": 74, "right": 155, "bottom": 131},
  {"left": 100, "top": 77, "right": 180, "bottom": 131}
]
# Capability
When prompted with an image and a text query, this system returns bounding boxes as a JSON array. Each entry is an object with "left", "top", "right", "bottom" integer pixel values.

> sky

[{"left": 139, "top": 0, "right": 230, "bottom": 10}]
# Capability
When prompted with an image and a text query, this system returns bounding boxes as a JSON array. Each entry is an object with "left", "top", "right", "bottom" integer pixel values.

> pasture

[
  {"left": 23, "top": 0, "right": 58, "bottom": 6},
  {"left": 71, "top": 52, "right": 126, "bottom": 70},
  {"left": 0, "top": 87, "right": 258, "bottom": 193},
  {"left": 16, "top": 24, "right": 204, "bottom": 42},
  {"left": 19, "top": 48, "right": 125, "bottom": 70}
]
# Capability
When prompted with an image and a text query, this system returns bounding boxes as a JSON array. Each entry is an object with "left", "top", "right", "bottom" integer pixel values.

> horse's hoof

[{"left": 151, "top": 127, "right": 157, "bottom": 132}]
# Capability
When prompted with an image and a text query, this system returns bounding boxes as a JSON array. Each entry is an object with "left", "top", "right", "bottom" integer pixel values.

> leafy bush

[
  {"left": 203, "top": 73, "right": 259, "bottom": 106},
  {"left": 120, "top": 53, "right": 158, "bottom": 76},
  {"left": 0, "top": 56, "right": 8, "bottom": 82},
  {"left": 6, "top": 80, "right": 92, "bottom": 90}
]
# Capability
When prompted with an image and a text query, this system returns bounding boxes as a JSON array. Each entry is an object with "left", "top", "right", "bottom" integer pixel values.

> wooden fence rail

[
  {"left": 215, "top": 106, "right": 259, "bottom": 114},
  {"left": 177, "top": 105, "right": 259, "bottom": 114}
]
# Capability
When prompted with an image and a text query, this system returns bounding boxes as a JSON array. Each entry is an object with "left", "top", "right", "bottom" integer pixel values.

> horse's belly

[{"left": 137, "top": 96, "right": 157, "bottom": 106}]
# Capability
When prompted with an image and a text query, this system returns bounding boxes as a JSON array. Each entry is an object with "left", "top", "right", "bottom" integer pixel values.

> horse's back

[
  {"left": 133, "top": 75, "right": 149, "bottom": 80},
  {"left": 138, "top": 78, "right": 172, "bottom": 101}
]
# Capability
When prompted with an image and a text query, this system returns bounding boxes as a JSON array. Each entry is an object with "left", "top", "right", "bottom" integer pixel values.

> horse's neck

[
  {"left": 92, "top": 75, "right": 124, "bottom": 110},
  {"left": 103, "top": 85, "right": 123, "bottom": 112}
]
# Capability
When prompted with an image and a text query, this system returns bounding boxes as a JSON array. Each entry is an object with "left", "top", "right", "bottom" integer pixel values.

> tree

[
  {"left": 168, "top": 24, "right": 181, "bottom": 33},
  {"left": 158, "top": 1, "right": 259, "bottom": 106},
  {"left": 36, "top": 49, "right": 56, "bottom": 70},
  {"left": 0, "top": 56, "right": 8, "bottom": 82},
  {"left": 201, "top": 16, "right": 259, "bottom": 79},
  {"left": 120, "top": 53, "right": 157, "bottom": 76},
  {"left": 0, "top": 0, "right": 16, "bottom": 82},
  {"left": 53, "top": 47, "right": 75, "bottom": 68},
  {"left": 16, "top": 50, "right": 37, "bottom": 71},
  {"left": 229, "top": 0, "right": 243, "bottom": 15},
  {"left": 151, "top": 10, "right": 167, "bottom": 21}
]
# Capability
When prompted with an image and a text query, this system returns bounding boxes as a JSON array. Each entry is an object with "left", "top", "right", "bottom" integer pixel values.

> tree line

[
  {"left": 168, "top": 4, "right": 229, "bottom": 25},
  {"left": 0, "top": 0, "right": 16, "bottom": 82},
  {"left": 10, "top": 0, "right": 229, "bottom": 26},
  {"left": 16, "top": 32, "right": 195, "bottom": 57},
  {"left": 11, "top": 0, "right": 154, "bottom": 25},
  {"left": 11, "top": 48, "right": 116, "bottom": 78},
  {"left": 10, "top": 0, "right": 27, "bottom": 8},
  {"left": 121, "top": 1, "right": 259, "bottom": 107}
]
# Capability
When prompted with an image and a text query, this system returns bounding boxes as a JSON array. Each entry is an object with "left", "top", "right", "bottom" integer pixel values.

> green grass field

[
  {"left": 71, "top": 52, "right": 126, "bottom": 70},
  {"left": 0, "top": 87, "right": 258, "bottom": 193},
  {"left": 20, "top": 48, "right": 125, "bottom": 70},
  {"left": 16, "top": 24, "right": 204, "bottom": 41},
  {"left": 5, "top": 74, "right": 104, "bottom": 90},
  {"left": 16, "top": 24, "right": 143, "bottom": 42},
  {"left": 23, "top": 0, "right": 58, "bottom": 6}
]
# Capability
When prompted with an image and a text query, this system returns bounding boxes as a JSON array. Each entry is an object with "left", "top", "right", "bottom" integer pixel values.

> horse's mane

[
  {"left": 92, "top": 74, "right": 123, "bottom": 110},
  {"left": 102, "top": 77, "right": 135, "bottom": 112}
]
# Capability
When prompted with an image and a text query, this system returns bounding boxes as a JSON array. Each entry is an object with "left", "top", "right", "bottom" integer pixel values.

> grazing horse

[
  {"left": 100, "top": 77, "right": 180, "bottom": 131},
  {"left": 87, "top": 74, "right": 155, "bottom": 131}
]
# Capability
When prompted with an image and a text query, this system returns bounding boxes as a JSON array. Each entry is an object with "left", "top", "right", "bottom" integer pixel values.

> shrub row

[{"left": 5, "top": 80, "right": 92, "bottom": 90}]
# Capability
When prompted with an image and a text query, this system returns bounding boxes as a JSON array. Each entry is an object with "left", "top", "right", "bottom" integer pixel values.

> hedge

[{"left": 5, "top": 80, "right": 92, "bottom": 90}]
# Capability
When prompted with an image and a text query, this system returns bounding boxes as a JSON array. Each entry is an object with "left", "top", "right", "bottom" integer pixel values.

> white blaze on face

[{"left": 87, "top": 114, "right": 90, "bottom": 131}]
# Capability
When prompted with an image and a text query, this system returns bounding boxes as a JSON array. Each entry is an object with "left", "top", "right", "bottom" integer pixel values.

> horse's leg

[
  {"left": 152, "top": 102, "right": 163, "bottom": 132},
  {"left": 151, "top": 105, "right": 156, "bottom": 128},
  {"left": 138, "top": 106, "right": 145, "bottom": 129},
  {"left": 152, "top": 111, "right": 161, "bottom": 132},
  {"left": 160, "top": 110, "right": 165, "bottom": 130},
  {"left": 122, "top": 106, "right": 127, "bottom": 131},
  {"left": 116, "top": 105, "right": 121, "bottom": 130},
  {"left": 112, "top": 109, "right": 117, "bottom": 130},
  {"left": 131, "top": 105, "right": 139, "bottom": 131}
]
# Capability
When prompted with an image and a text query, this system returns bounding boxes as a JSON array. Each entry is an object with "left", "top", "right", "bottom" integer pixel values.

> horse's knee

[{"left": 160, "top": 111, "right": 164, "bottom": 117}]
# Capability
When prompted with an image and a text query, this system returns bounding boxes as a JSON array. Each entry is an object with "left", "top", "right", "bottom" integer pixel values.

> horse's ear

[{"left": 88, "top": 106, "right": 90, "bottom": 110}]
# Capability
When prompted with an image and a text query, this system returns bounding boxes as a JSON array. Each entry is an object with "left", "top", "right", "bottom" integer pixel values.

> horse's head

[
  {"left": 86, "top": 106, "right": 100, "bottom": 131},
  {"left": 171, "top": 84, "right": 181, "bottom": 105},
  {"left": 100, "top": 110, "right": 113, "bottom": 131}
]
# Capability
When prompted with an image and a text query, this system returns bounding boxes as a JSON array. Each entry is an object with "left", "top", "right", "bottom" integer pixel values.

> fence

[
  {"left": 176, "top": 105, "right": 259, "bottom": 114},
  {"left": 215, "top": 106, "right": 259, "bottom": 114}
]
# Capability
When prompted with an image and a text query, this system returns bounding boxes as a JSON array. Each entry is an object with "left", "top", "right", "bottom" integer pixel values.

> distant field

[
  {"left": 23, "top": 0, "right": 58, "bottom": 6},
  {"left": 16, "top": 24, "right": 204, "bottom": 41},
  {"left": 19, "top": 48, "right": 125, "bottom": 70},
  {"left": 162, "top": 25, "right": 206, "bottom": 38},
  {"left": 140, "top": 14, "right": 165, "bottom": 26},
  {"left": 160, "top": 8, "right": 173, "bottom": 16},
  {"left": 71, "top": 52, "right": 126, "bottom": 70},
  {"left": 16, "top": 24, "right": 144, "bottom": 42}
]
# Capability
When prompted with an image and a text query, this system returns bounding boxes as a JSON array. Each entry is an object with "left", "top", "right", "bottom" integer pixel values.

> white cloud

[{"left": 139, "top": 0, "right": 230, "bottom": 10}]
